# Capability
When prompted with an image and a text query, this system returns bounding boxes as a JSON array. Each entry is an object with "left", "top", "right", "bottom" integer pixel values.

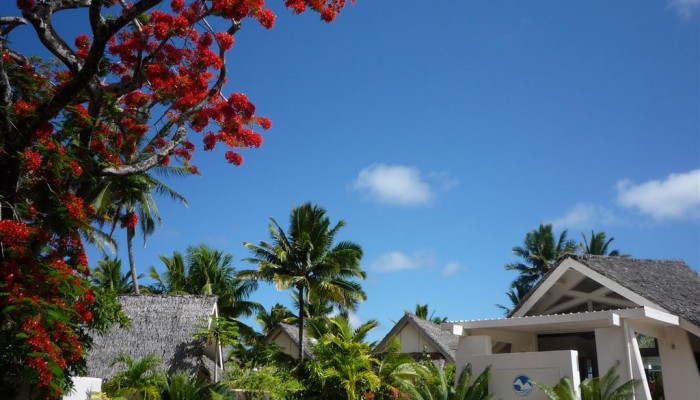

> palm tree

[
  {"left": 185, "top": 244, "right": 262, "bottom": 331},
  {"left": 580, "top": 231, "right": 625, "bottom": 257},
  {"left": 409, "top": 304, "right": 448, "bottom": 324},
  {"left": 404, "top": 363, "right": 493, "bottom": 400},
  {"left": 495, "top": 281, "right": 530, "bottom": 315},
  {"left": 308, "top": 315, "right": 380, "bottom": 400},
  {"left": 92, "top": 257, "right": 141, "bottom": 294},
  {"left": 242, "top": 202, "right": 366, "bottom": 363},
  {"left": 160, "top": 371, "right": 204, "bottom": 400},
  {"left": 149, "top": 251, "right": 189, "bottom": 294},
  {"left": 103, "top": 354, "right": 166, "bottom": 400},
  {"left": 534, "top": 363, "right": 637, "bottom": 400},
  {"left": 505, "top": 224, "right": 578, "bottom": 294},
  {"left": 256, "top": 303, "right": 295, "bottom": 335},
  {"left": 376, "top": 336, "right": 428, "bottom": 398},
  {"left": 92, "top": 168, "right": 188, "bottom": 294},
  {"left": 150, "top": 244, "right": 262, "bottom": 340}
]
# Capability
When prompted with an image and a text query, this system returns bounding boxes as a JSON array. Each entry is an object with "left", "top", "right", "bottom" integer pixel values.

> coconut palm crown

[{"left": 241, "top": 202, "right": 366, "bottom": 363}]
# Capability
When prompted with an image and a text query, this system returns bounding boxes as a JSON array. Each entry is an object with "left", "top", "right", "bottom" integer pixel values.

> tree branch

[
  {"left": 0, "top": 17, "right": 27, "bottom": 36},
  {"left": 25, "top": 0, "right": 162, "bottom": 133},
  {"left": 101, "top": 35, "right": 230, "bottom": 176},
  {"left": 22, "top": 5, "right": 82, "bottom": 73},
  {"left": 0, "top": 40, "right": 12, "bottom": 137}
]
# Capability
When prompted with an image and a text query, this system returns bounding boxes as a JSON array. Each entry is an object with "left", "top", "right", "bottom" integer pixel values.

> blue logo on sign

[{"left": 513, "top": 374, "right": 533, "bottom": 396}]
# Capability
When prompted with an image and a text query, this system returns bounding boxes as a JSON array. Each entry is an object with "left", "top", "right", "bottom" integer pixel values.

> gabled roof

[
  {"left": 86, "top": 295, "right": 220, "bottom": 380},
  {"left": 265, "top": 322, "right": 313, "bottom": 358},
  {"left": 510, "top": 255, "right": 700, "bottom": 327},
  {"left": 374, "top": 313, "right": 458, "bottom": 363}
]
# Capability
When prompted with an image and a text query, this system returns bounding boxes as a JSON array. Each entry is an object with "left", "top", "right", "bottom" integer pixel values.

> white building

[{"left": 444, "top": 255, "right": 700, "bottom": 400}]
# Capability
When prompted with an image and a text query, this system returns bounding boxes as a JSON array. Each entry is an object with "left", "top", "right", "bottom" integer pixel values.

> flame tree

[{"left": 0, "top": 0, "right": 351, "bottom": 397}]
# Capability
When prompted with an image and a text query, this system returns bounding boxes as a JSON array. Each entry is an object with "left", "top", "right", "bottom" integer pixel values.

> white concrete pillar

[
  {"left": 657, "top": 327, "right": 700, "bottom": 400},
  {"left": 625, "top": 324, "right": 651, "bottom": 400},
  {"left": 455, "top": 335, "right": 492, "bottom": 377},
  {"left": 595, "top": 327, "right": 633, "bottom": 383}
]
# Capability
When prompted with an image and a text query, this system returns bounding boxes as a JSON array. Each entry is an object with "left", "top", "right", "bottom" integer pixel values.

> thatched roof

[
  {"left": 572, "top": 254, "right": 700, "bottom": 326},
  {"left": 510, "top": 254, "right": 700, "bottom": 327},
  {"left": 374, "top": 313, "right": 458, "bottom": 363},
  {"left": 265, "top": 322, "right": 314, "bottom": 358},
  {"left": 85, "top": 295, "right": 219, "bottom": 380}
]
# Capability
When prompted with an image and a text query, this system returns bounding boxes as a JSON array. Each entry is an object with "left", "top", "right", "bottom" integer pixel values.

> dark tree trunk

[
  {"left": 297, "top": 284, "right": 305, "bottom": 363},
  {"left": 127, "top": 226, "right": 140, "bottom": 294}
]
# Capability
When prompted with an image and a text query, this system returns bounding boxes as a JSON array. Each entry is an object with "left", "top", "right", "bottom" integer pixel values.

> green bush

[{"left": 225, "top": 364, "right": 303, "bottom": 400}]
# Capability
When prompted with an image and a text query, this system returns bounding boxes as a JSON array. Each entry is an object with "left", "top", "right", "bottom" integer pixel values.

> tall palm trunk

[
  {"left": 297, "top": 285, "right": 305, "bottom": 363},
  {"left": 127, "top": 226, "right": 140, "bottom": 294}
]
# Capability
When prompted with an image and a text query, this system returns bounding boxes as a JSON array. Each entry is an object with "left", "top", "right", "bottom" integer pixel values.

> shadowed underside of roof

[{"left": 85, "top": 295, "right": 218, "bottom": 380}]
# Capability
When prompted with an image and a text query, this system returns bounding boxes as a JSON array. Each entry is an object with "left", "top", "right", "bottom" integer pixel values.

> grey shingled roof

[
  {"left": 511, "top": 255, "right": 700, "bottom": 327},
  {"left": 375, "top": 313, "right": 458, "bottom": 363},
  {"left": 85, "top": 295, "right": 218, "bottom": 380},
  {"left": 265, "top": 323, "right": 313, "bottom": 358}
]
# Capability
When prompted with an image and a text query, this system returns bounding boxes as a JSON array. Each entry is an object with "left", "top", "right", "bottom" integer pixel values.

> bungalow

[
  {"left": 265, "top": 322, "right": 313, "bottom": 360},
  {"left": 65, "top": 295, "right": 224, "bottom": 400},
  {"left": 443, "top": 255, "right": 700, "bottom": 400},
  {"left": 374, "top": 313, "right": 458, "bottom": 363}
]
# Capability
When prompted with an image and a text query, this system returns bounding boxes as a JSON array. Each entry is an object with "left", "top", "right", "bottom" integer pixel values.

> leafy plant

[
  {"left": 534, "top": 363, "right": 637, "bottom": 400},
  {"left": 103, "top": 354, "right": 166, "bottom": 400},
  {"left": 400, "top": 363, "right": 493, "bottom": 400},
  {"left": 225, "top": 363, "right": 303, "bottom": 400}
]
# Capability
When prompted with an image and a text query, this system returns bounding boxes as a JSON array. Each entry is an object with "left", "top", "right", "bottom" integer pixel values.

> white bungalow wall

[
  {"left": 656, "top": 327, "right": 700, "bottom": 400},
  {"left": 465, "top": 350, "right": 580, "bottom": 400},
  {"left": 397, "top": 323, "right": 439, "bottom": 354},
  {"left": 62, "top": 378, "right": 101, "bottom": 400},
  {"left": 270, "top": 332, "right": 301, "bottom": 359}
]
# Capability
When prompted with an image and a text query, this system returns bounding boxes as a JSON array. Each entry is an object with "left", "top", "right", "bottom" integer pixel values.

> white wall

[
  {"left": 398, "top": 324, "right": 438, "bottom": 354},
  {"left": 63, "top": 377, "right": 101, "bottom": 400},
  {"left": 271, "top": 332, "right": 300, "bottom": 359},
  {"left": 463, "top": 350, "right": 580, "bottom": 400},
  {"left": 657, "top": 327, "right": 700, "bottom": 400}
]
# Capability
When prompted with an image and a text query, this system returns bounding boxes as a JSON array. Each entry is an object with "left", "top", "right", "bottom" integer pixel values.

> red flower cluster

[
  {"left": 225, "top": 150, "right": 243, "bottom": 165},
  {"left": 74, "top": 34, "right": 91, "bottom": 59},
  {"left": 22, "top": 148, "right": 42, "bottom": 172},
  {"left": 120, "top": 212, "right": 139, "bottom": 229}
]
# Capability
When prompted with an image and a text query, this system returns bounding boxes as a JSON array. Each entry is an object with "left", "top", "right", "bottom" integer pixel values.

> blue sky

[{"left": 6, "top": 0, "right": 699, "bottom": 341}]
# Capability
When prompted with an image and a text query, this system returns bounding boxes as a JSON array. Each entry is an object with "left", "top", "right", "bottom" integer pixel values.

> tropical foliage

[
  {"left": 500, "top": 225, "right": 629, "bottom": 313},
  {"left": 92, "top": 169, "right": 188, "bottom": 294},
  {"left": 580, "top": 231, "right": 625, "bottom": 257},
  {"left": 92, "top": 257, "right": 142, "bottom": 294},
  {"left": 104, "top": 354, "right": 166, "bottom": 400},
  {"left": 242, "top": 202, "right": 366, "bottom": 363},
  {"left": 534, "top": 364, "right": 637, "bottom": 400},
  {"left": 150, "top": 244, "right": 262, "bottom": 342},
  {"left": 409, "top": 303, "right": 448, "bottom": 324},
  {"left": 395, "top": 362, "right": 493, "bottom": 400}
]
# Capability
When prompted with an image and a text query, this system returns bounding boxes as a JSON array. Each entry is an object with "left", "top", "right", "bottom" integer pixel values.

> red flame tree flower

[{"left": 0, "top": 0, "right": 352, "bottom": 397}]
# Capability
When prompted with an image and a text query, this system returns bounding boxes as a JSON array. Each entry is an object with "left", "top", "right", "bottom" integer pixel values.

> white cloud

[
  {"left": 668, "top": 0, "right": 700, "bottom": 20},
  {"left": 427, "top": 172, "right": 460, "bottom": 191},
  {"left": 352, "top": 164, "right": 434, "bottom": 206},
  {"left": 616, "top": 169, "right": 700, "bottom": 220},
  {"left": 550, "top": 203, "right": 619, "bottom": 229},
  {"left": 442, "top": 261, "right": 461, "bottom": 277},
  {"left": 371, "top": 250, "right": 436, "bottom": 272}
]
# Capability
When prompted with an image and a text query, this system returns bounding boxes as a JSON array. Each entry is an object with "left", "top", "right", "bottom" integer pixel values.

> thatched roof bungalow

[
  {"left": 85, "top": 295, "right": 224, "bottom": 382},
  {"left": 445, "top": 255, "right": 700, "bottom": 400}
]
